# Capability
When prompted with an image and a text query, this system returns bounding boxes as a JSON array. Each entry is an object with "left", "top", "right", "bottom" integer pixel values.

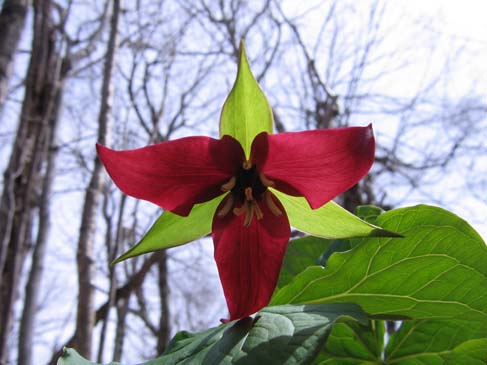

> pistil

[
  {"left": 243, "top": 203, "right": 254, "bottom": 227},
  {"left": 217, "top": 163, "right": 281, "bottom": 226},
  {"left": 244, "top": 187, "right": 253, "bottom": 201}
]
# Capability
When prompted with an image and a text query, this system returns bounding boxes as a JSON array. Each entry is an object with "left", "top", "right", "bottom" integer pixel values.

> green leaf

[
  {"left": 57, "top": 348, "right": 119, "bottom": 365},
  {"left": 385, "top": 319, "right": 487, "bottom": 364},
  {"left": 273, "top": 190, "right": 399, "bottom": 239},
  {"left": 161, "top": 304, "right": 366, "bottom": 365},
  {"left": 348, "top": 205, "right": 386, "bottom": 250},
  {"left": 277, "top": 236, "right": 332, "bottom": 289},
  {"left": 314, "top": 320, "right": 385, "bottom": 365},
  {"left": 271, "top": 205, "right": 487, "bottom": 325},
  {"left": 60, "top": 304, "right": 367, "bottom": 365},
  {"left": 354, "top": 205, "right": 385, "bottom": 224},
  {"left": 386, "top": 338, "right": 487, "bottom": 365},
  {"left": 219, "top": 40, "right": 273, "bottom": 157},
  {"left": 319, "top": 240, "right": 353, "bottom": 265},
  {"left": 113, "top": 195, "right": 225, "bottom": 264}
]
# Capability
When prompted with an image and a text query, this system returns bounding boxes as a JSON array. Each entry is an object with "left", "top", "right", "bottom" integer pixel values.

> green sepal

[
  {"left": 112, "top": 195, "right": 225, "bottom": 264},
  {"left": 272, "top": 190, "right": 400, "bottom": 239},
  {"left": 219, "top": 40, "right": 273, "bottom": 157}
]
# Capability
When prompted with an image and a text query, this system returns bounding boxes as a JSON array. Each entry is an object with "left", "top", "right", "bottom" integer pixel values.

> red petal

[
  {"left": 97, "top": 135, "right": 244, "bottom": 216},
  {"left": 212, "top": 193, "right": 290, "bottom": 320},
  {"left": 252, "top": 125, "right": 375, "bottom": 209}
]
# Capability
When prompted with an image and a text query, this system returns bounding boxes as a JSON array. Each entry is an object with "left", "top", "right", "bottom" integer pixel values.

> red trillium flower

[
  {"left": 97, "top": 126, "right": 374, "bottom": 320},
  {"left": 97, "top": 41, "right": 378, "bottom": 321}
]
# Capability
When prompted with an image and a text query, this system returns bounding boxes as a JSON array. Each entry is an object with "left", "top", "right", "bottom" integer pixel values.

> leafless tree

[
  {"left": 0, "top": 1, "right": 485, "bottom": 363},
  {"left": 0, "top": 0, "right": 29, "bottom": 115},
  {"left": 72, "top": 0, "right": 121, "bottom": 358},
  {"left": 0, "top": 1, "right": 65, "bottom": 361},
  {"left": 0, "top": 1, "right": 111, "bottom": 363}
]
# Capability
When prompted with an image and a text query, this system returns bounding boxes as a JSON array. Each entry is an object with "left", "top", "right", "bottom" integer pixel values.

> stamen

[
  {"left": 253, "top": 202, "right": 264, "bottom": 220},
  {"left": 244, "top": 187, "right": 253, "bottom": 201},
  {"left": 265, "top": 191, "right": 282, "bottom": 216},
  {"left": 217, "top": 195, "right": 234, "bottom": 217},
  {"left": 233, "top": 203, "right": 247, "bottom": 216},
  {"left": 243, "top": 203, "right": 254, "bottom": 227},
  {"left": 259, "top": 173, "right": 275, "bottom": 187},
  {"left": 221, "top": 176, "right": 236, "bottom": 192},
  {"left": 242, "top": 160, "right": 252, "bottom": 170}
]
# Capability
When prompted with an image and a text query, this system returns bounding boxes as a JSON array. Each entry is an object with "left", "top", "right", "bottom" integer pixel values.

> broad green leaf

[
  {"left": 113, "top": 195, "right": 225, "bottom": 264},
  {"left": 319, "top": 240, "right": 352, "bottom": 265},
  {"left": 385, "top": 319, "right": 487, "bottom": 363},
  {"left": 314, "top": 320, "right": 385, "bottom": 365},
  {"left": 354, "top": 205, "right": 385, "bottom": 224},
  {"left": 160, "top": 304, "right": 366, "bottom": 365},
  {"left": 271, "top": 205, "right": 487, "bottom": 325},
  {"left": 273, "top": 190, "right": 399, "bottom": 239},
  {"left": 347, "top": 206, "right": 386, "bottom": 249},
  {"left": 60, "top": 304, "right": 367, "bottom": 365},
  {"left": 219, "top": 40, "right": 273, "bottom": 157},
  {"left": 386, "top": 338, "right": 487, "bottom": 365},
  {"left": 57, "top": 348, "right": 119, "bottom": 365},
  {"left": 277, "top": 236, "right": 332, "bottom": 289}
]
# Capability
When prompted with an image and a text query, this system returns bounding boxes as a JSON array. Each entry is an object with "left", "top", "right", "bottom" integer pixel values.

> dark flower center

[
  {"left": 218, "top": 161, "right": 282, "bottom": 227},
  {"left": 232, "top": 165, "right": 267, "bottom": 204}
]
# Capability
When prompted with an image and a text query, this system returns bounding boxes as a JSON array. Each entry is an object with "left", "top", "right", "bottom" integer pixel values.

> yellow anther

[
  {"left": 217, "top": 195, "right": 234, "bottom": 217},
  {"left": 253, "top": 202, "right": 264, "bottom": 220},
  {"left": 259, "top": 173, "right": 275, "bottom": 187},
  {"left": 265, "top": 191, "right": 282, "bottom": 216},
  {"left": 221, "top": 176, "right": 236, "bottom": 192}
]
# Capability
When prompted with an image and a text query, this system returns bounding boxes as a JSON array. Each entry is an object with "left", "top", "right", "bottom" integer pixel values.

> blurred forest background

[{"left": 0, "top": 0, "right": 486, "bottom": 364}]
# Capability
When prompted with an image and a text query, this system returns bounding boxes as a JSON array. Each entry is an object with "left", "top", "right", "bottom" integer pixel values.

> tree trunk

[
  {"left": 72, "top": 0, "right": 121, "bottom": 358},
  {"left": 96, "top": 194, "right": 125, "bottom": 362},
  {"left": 49, "top": 251, "right": 162, "bottom": 365},
  {"left": 0, "top": 0, "right": 29, "bottom": 115},
  {"left": 0, "top": 1, "right": 61, "bottom": 361},
  {"left": 157, "top": 251, "right": 170, "bottom": 354},
  {"left": 112, "top": 297, "right": 129, "bottom": 361},
  {"left": 17, "top": 72, "right": 65, "bottom": 365}
]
